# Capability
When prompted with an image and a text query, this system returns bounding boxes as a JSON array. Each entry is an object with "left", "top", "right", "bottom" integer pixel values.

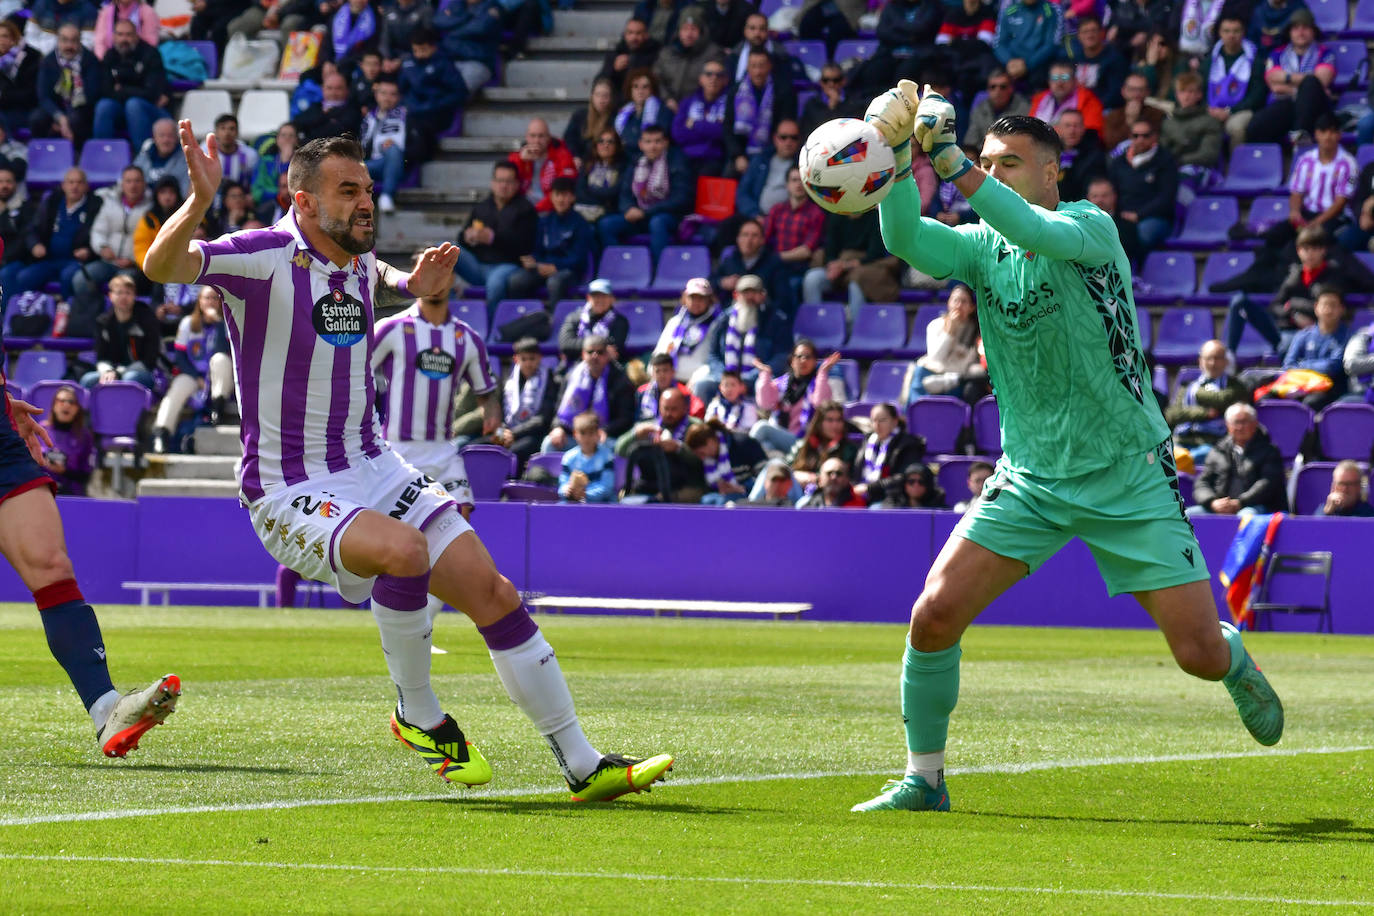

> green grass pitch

[{"left": 1, "top": 604, "right": 1372, "bottom": 914}]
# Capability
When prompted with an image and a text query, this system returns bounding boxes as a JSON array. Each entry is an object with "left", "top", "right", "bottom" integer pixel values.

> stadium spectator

[
  {"left": 0, "top": 168, "right": 34, "bottom": 270},
  {"left": 1054, "top": 109, "right": 1107, "bottom": 203},
  {"left": 456, "top": 160, "right": 537, "bottom": 319},
  {"left": 495, "top": 338, "right": 559, "bottom": 464},
  {"left": 635, "top": 352, "right": 702, "bottom": 421},
  {"left": 1206, "top": 16, "right": 1268, "bottom": 149},
  {"left": 74, "top": 164, "right": 150, "bottom": 313},
  {"left": 1344, "top": 316, "right": 1374, "bottom": 400},
  {"left": 566, "top": 78, "right": 616, "bottom": 167},
  {"left": 1030, "top": 61, "right": 1104, "bottom": 134},
  {"left": 295, "top": 70, "right": 364, "bottom": 144},
  {"left": 249, "top": 123, "right": 296, "bottom": 218},
  {"left": 39, "top": 384, "right": 95, "bottom": 496},
  {"left": 559, "top": 278, "right": 629, "bottom": 365},
  {"left": 671, "top": 61, "right": 730, "bottom": 173},
  {"left": 597, "top": 17, "right": 661, "bottom": 87},
  {"left": 1161, "top": 71, "right": 1223, "bottom": 178},
  {"left": 703, "top": 368, "right": 758, "bottom": 430},
  {"left": 952, "top": 459, "right": 994, "bottom": 513},
  {"left": 1269, "top": 114, "right": 1355, "bottom": 250},
  {"left": 508, "top": 118, "right": 579, "bottom": 213},
  {"left": 796, "top": 455, "right": 866, "bottom": 508},
  {"left": 93, "top": 0, "right": 158, "bottom": 59},
  {"left": 993, "top": 0, "right": 1063, "bottom": 88},
  {"left": 358, "top": 78, "right": 407, "bottom": 215},
  {"left": 965, "top": 69, "right": 1030, "bottom": 148},
  {"left": 574, "top": 128, "right": 627, "bottom": 222},
  {"left": 348, "top": 53, "right": 383, "bottom": 123},
  {"left": 379, "top": 0, "right": 434, "bottom": 64},
  {"left": 559, "top": 410, "right": 618, "bottom": 503},
  {"left": 1248, "top": 0, "right": 1306, "bottom": 53},
  {"left": 878, "top": 462, "right": 947, "bottom": 510},
  {"left": 190, "top": 0, "right": 255, "bottom": 49},
  {"left": 1244, "top": 10, "right": 1334, "bottom": 144},
  {"left": 1190, "top": 403, "right": 1287, "bottom": 515},
  {"left": 398, "top": 27, "right": 466, "bottom": 161},
  {"left": 506, "top": 176, "right": 592, "bottom": 306},
  {"left": 0, "top": 123, "right": 25, "bottom": 181},
  {"left": 599, "top": 124, "right": 691, "bottom": 263},
  {"left": 736, "top": 119, "right": 803, "bottom": 222},
  {"left": 700, "top": 0, "right": 755, "bottom": 52},
  {"left": 849, "top": 0, "right": 942, "bottom": 96},
  {"left": 752, "top": 340, "right": 838, "bottom": 455},
  {"left": 854, "top": 402, "right": 926, "bottom": 504},
  {"left": 727, "top": 12, "right": 797, "bottom": 85},
  {"left": 82, "top": 274, "right": 161, "bottom": 390},
  {"left": 0, "top": 167, "right": 100, "bottom": 310},
  {"left": 1106, "top": 118, "right": 1178, "bottom": 253},
  {"left": 655, "top": 277, "right": 720, "bottom": 387},
  {"left": 546, "top": 333, "right": 636, "bottom": 452},
  {"left": 724, "top": 49, "right": 797, "bottom": 175},
  {"left": 1100, "top": 72, "right": 1162, "bottom": 149},
  {"left": 1056, "top": 14, "right": 1126, "bottom": 108},
  {"left": 1338, "top": 155, "right": 1374, "bottom": 254},
  {"left": 202, "top": 115, "right": 259, "bottom": 190},
  {"left": 699, "top": 274, "right": 791, "bottom": 398},
  {"left": 800, "top": 63, "right": 863, "bottom": 139},
  {"left": 1085, "top": 177, "right": 1143, "bottom": 265},
  {"left": 134, "top": 118, "right": 190, "bottom": 197},
  {"left": 615, "top": 386, "right": 704, "bottom": 502},
  {"left": 152, "top": 286, "right": 232, "bottom": 453},
  {"left": 1321, "top": 460, "right": 1374, "bottom": 517},
  {"left": 684, "top": 418, "right": 767, "bottom": 504},
  {"left": 206, "top": 180, "right": 254, "bottom": 236},
  {"left": 28, "top": 0, "right": 100, "bottom": 51},
  {"left": 715, "top": 219, "right": 791, "bottom": 312},
  {"left": 0, "top": 20, "right": 41, "bottom": 137},
  {"left": 32, "top": 23, "right": 101, "bottom": 147},
  {"left": 906, "top": 283, "right": 990, "bottom": 403},
  {"left": 764, "top": 165, "right": 824, "bottom": 301},
  {"left": 1165, "top": 339, "right": 1252, "bottom": 464},
  {"left": 746, "top": 457, "right": 799, "bottom": 505},
  {"left": 136, "top": 179, "right": 198, "bottom": 335},
  {"left": 615, "top": 69, "right": 672, "bottom": 150},
  {"left": 434, "top": 0, "right": 502, "bottom": 94},
  {"left": 1266, "top": 286, "right": 1351, "bottom": 410},
  {"left": 796, "top": 0, "right": 863, "bottom": 59},
  {"left": 633, "top": 0, "right": 687, "bottom": 45},
  {"left": 800, "top": 208, "right": 893, "bottom": 318},
  {"left": 653, "top": 12, "right": 724, "bottom": 110},
  {"left": 332, "top": 0, "right": 380, "bottom": 67},
  {"left": 935, "top": 0, "right": 999, "bottom": 104},
  {"left": 1106, "top": 0, "right": 1171, "bottom": 51}
]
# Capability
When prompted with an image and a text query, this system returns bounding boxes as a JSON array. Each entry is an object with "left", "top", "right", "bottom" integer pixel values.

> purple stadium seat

[
  {"left": 1135, "top": 251, "right": 1196, "bottom": 303},
  {"left": 844, "top": 400, "right": 877, "bottom": 421},
  {"left": 1152, "top": 363, "right": 1168, "bottom": 394},
  {"left": 936, "top": 455, "right": 985, "bottom": 506},
  {"left": 25, "top": 139, "right": 74, "bottom": 190},
  {"left": 1255, "top": 400, "right": 1314, "bottom": 462},
  {"left": 644, "top": 246, "right": 711, "bottom": 297},
  {"left": 862, "top": 359, "right": 910, "bottom": 403},
  {"left": 845, "top": 304, "right": 906, "bottom": 358},
  {"left": 1308, "top": 0, "right": 1349, "bottom": 32},
  {"left": 833, "top": 39, "right": 877, "bottom": 68},
  {"left": 908, "top": 395, "right": 970, "bottom": 456},
  {"left": 972, "top": 395, "right": 1001, "bottom": 455},
  {"left": 1173, "top": 366, "right": 1202, "bottom": 396},
  {"left": 1350, "top": 308, "right": 1374, "bottom": 329},
  {"left": 526, "top": 452, "right": 564, "bottom": 479},
  {"left": 1152, "top": 307, "right": 1215, "bottom": 364},
  {"left": 78, "top": 139, "right": 132, "bottom": 188},
  {"left": 1293, "top": 462, "right": 1341, "bottom": 514},
  {"left": 1197, "top": 251, "right": 1257, "bottom": 304},
  {"left": 1136, "top": 305, "right": 1153, "bottom": 352},
  {"left": 1171, "top": 197, "right": 1238, "bottom": 249},
  {"left": 1318, "top": 402, "right": 1374, "bottom": 460},
  {"left": 542, "top": 299, "right": 582, "bottom": 354},
  {"left": 500, "top": 480, "right": 558, "bottom": 502},
  {"left": 1347, "top": 0, "right": 1374, "bottom": 36},
  {"left": 1245, "top": 195, "right": 1290, "bottom": 237},
  {"left": 459, "top": 444, "right": 517, "bottom": 500},
  {"left": 90, "top": 381, "right": 152, "bottom": 492},
  {"left": 170, "top": 40, "right": 219, "bottom": 91},
  {"left": 1358, "top": 145, "right": 1374, "bottom": 172},
  {"left": 1176, "top": 470, "right": 1195, "bottom": 507},
  {"left": 1235, "top": 322, "right": 1277, "bottom": 365},
  {"left": 27, "top": 379, "right": 87, "bottom": 413},
  {"left": 834, "top": 357, "right": 859, "bottom": 401},
  {"left": 7, "top": 349, "right": 66, "bottom": 389},
  {"left": 1329, "top": 41, "right": 1369, "bottom": 88},
  {"left": 487, "top": 300, "right": 545, "bottom": 352},
  {"left": 597, "top": 246, "right": 652, "bottom": 295},
  {"left": 897, "top": 304, "right": 945, "bottom": 359},
  {"left": 1216, "top": 144, "right": 1282, "bottom": 196},
  {"left": 782, "top": 40, "right": 825, "bottom": 79},
  {"left": 450, "top": 300, "right": 488, "bottom": 340},
  {"left": 622, "top": 300, "right": 664, "bottom": 353},
  {"left": 792, "top": 303, "right": 846, "bottom": 352}
]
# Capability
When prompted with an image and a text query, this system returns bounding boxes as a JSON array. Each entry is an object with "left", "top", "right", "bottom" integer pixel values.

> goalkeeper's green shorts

[{"left": 953, "top": 439, "right": 1210, "bottom": 598}]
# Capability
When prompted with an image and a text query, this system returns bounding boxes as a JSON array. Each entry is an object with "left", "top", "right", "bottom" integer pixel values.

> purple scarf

[
  {"left": 861, "top": 433, "right": 892, "bottom": 483},
  {"left": 0, "top": 39, "right": 26, "bottom": 80},
  {"left": 631, "top": 153, "right": 671, "bottom": 208},
  {"left": 703, "top": 433, "right": 735, "bottom": 487},
  {"left": 722, "top": 306, "right": 757, "bottom": 372},
  {"left": 332, "top": 4, "right": 378, "bottom": 57},
  {"left": 664, "top": 305, "right": 718, "bottom": 363},
  {"left": 1208, "top": 40, "right": 1255, "bottom": 108},
  {"left": 615, "top": 96, "right": 662, "bottom": 136},
  {"left": 706, "top": 395, "right": 746, "bottom": 429},
  {"left": 776, "top": 372, "right": 818, "bottom": 430},
  {"left": 638, "top": 383, "right": 666, "bottom": 419},
  {"left": 576, "top": 303, "right": 616, "bottom": 339},
  {"left": 733, "top": 77, "right": 775, "bottom": 156},
  {"left": 504, "top": 366, "right": 549, "bottom": 424},
  {"left": 557, "top": 363, "right": 610, "bottom": 427}
]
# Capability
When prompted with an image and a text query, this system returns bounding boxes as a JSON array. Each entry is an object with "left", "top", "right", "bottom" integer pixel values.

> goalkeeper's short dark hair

[{"left": 986, "top": 115, "right": 1064, "bottom": 162}]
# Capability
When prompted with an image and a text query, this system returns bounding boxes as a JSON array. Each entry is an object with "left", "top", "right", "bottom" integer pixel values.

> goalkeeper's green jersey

[{"left": 879, "top": 174, "right": 1169, "bottom": 478}]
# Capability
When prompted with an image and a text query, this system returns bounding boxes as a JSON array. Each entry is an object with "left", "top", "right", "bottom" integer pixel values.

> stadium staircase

[{"left": 136, "top": 426, "right": 243, "bottom": 497}]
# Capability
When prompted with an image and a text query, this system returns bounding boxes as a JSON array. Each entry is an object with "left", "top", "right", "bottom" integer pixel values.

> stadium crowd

[{"left": 3, "top": 0, "right": 1374, "bottom": 512}]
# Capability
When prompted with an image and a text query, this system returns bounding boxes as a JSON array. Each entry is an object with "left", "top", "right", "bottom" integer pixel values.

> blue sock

[{"left": 38, "top": 580, "right": 116, "bottom": 711}]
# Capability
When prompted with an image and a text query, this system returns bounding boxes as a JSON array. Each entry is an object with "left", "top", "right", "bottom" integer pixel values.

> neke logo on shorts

[
  {"left": 389, "top": 474, "right": 438, "bottom": 518},
  {"left": 416, "top": 346, "right": 456, "bottom": 380},
  {"left": 313, "top": 288, "right": 366, "bottom": 347},
  {"left": 291, "top": 494, "right": 341, "bottom": 518}
]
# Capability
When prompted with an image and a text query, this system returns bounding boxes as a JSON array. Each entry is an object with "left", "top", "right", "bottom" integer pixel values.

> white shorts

[
  {"left": 247, "top": 448, "right": 473, "bottom": 603},
  {"left": 390, "top": 439, "right": 474, "bottom": 506}
]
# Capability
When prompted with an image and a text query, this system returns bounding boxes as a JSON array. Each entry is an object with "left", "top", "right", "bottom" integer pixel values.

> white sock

[
  {"left": 424, "top": 595, "right": 444, "bottom": 625},
  {"left": 488, "top": 632, "right": 602, "bottom": 782},
  {"left": 371, "top": 602, "right": 443, "bottom": 730},
  {"left": 89, "top": 689, "right": 119, "bottom": 731},
  {"left": 906, "top": 750, "right": 945, "bottom": 787}
]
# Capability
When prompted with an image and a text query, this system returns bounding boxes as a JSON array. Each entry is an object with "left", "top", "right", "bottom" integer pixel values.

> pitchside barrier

[{"left": 0, "top": 497, "right": 1367, "bottom": 633}]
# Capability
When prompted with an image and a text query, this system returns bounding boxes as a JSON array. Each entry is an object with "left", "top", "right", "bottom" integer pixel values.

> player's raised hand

[
  {"left": 864, "top": 79, "right": 921, "bottom": 148},
  {"left": 407, "top": 243, "right": 461, "bottom": 298},
  {"left": 913, "top": 85, "right": 973, "bottom": 182},
  {"left": 180, "top": 118, "right": 222, "bottom": 206}
]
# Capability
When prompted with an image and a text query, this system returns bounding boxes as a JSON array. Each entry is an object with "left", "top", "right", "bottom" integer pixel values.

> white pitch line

[
  {"left": 1, "top": 854, "right": 1370, "bottom": 908},
  {"left": 0, "top": 743, "right": 1369, "bottom": 828}
]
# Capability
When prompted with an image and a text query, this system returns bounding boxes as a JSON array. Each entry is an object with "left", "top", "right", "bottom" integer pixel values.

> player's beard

[{"left": 319, "top": 210, "right": 375, "bottom": 255}]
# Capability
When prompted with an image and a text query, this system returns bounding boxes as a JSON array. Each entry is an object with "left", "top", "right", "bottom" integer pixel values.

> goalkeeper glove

[{"left": 913, "top": 84, "right": 973, "bottom": 182}]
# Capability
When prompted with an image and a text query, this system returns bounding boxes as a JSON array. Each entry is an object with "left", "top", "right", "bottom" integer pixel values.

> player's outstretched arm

[
  {"left": 877, "top": 177, "right": 966, "bottom": 280},
  {"left": 143, "top": 119, "right": 219, "bottom": 284},
  {"left": 375, "top": 244, "right": 460, "bottom": 309}
]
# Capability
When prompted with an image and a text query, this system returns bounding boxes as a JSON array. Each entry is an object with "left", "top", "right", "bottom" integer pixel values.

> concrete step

[
  {"left": 550, "top": 9, "right": 628, "bottom": 37},
  {"left": 462, "top": 106, "right": 575, "bottom": 138},
  {"left": 147, "top": 453, "right": 240, "bottom": 479},
  {"left": 438, "top": 136, "right": 523, "bottom": 154},
  {"left": 527, "top": 35, "right": 616, "bottom": 54},
  {"left": 137, "top": 478, "right": 241, "bottom": 498},
  {"left": 376, "top": 211, "right": 466, "bottom": 250},
  {"left": 420, "top": 159, "right": 514, "bottom": 191},
  {"left": 503, "top": 59, "right": 600, "bottom": 94},
  {"left": 191, "top": 424, "right": 242, "bottom": 457},
  {"left": 481, "top": 86, "right": 581, "bottom": 104},
  {"left": 398, "top": 186, "right": 485, "bottom": 205}
]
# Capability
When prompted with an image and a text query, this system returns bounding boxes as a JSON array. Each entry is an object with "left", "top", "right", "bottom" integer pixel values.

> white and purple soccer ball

[{"left": 799, "top": 118, "right": 897, "bottom": 216}]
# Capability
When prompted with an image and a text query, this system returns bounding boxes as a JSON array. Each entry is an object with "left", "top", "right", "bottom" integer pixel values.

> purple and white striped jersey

[
  {"left": 372, "top": 305, "right": 497, "bottom": 443},
  {"left": 193, "top": 211, "right": 385, "bottom": 503}
]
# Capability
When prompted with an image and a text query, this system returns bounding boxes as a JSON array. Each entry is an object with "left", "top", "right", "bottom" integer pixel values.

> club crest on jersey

[
  {"left": 292, "top": 250, "right": 312, "bottom": 270},
  {"left": 416, "top": 346, "right": 456, "bottom": 380},
  {"left": 313, "top": 288, "right": 366, "bottom": 347}
]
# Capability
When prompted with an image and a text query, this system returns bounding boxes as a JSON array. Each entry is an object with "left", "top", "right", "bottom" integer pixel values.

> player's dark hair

[
  {"left": 987, "top": 115, "right": 1063, "bottom": 162},
  {"left": 513, "top": 336, "right": 542, "bottom": 355},
  {"left": 288, "top": 135, "right": 366, "bottom": 194}
]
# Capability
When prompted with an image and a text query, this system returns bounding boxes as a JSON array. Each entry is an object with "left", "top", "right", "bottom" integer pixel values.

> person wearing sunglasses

[
  {"left": 800, "top": 64, "right": 864, "bottom": 138},
  {"left": 963, "top": 68, "right": 1029, "bottom": 148},
  {"left": 1029, "top": 61, "right": 1104, "bottom": 135},
  {"left": 1105, "top": 117, "right": 1178, "bottom": 254}
]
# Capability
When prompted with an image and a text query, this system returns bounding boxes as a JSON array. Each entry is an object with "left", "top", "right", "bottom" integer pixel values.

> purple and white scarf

[
  {"left": 631, "top": 153, "right": 671, "bottom": 208},
  {"left": 504, "top": 366, "right": 549, "bottom": 424},
  {"left": 721, "top": 306, "right": 757, "bottom": 372},
  {"left": 576, "top": 303, "right": 616, "bottom": 338},
  {"left": 557, "top": 363, "right": 610, "bottom": 427},
  {"left": 683, "top": 92, "right": 727, "bottom": 127},
  {"left": 1177, "top": 0, "right": 1225, "bottom": 55},
  {"left": 1208, "top": 39, "right": 1254, "bottom": 108},
  {"left": 663, "top": 304, "right": 718, "bottom": 362},
  {"left": 615, "top": 96, "right": 662, "bottom": 136},
  {"left": 861, "top": 433, "right": 892, "bottom": 484},
  {"left": 702, "top": 433, "right": 736, "bottom": 487},
  {"left": 638, "top": 383, "right": 665, "bottom": 419},
  {"left": 733, "top": 78, "right": 775, "bottom": 156},
  {"left": 332, "top": 4, "right": 378, "bottom": 57},
  {"left": 706, "top": 396, "right": 747, "bottom": 429},
  {"left": 777, "top": 372, "right": 818, "bottom": 430},
  {"left": 0, "top": 38, "right": 26, "bottom": 80}
]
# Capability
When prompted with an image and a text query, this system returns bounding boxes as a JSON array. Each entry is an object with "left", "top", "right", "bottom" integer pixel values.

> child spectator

[
  {"left": 636, "top": 352, "right": 703, "bottom": 421},
  {"left": 360, "top": 77, "right": 407, "bottom": 214},
  {"left": 1160, "top": 71, "right": 1223, "bottom": 200},
  {"left": 854, "top": 403, "right": 926, "bottom": 504},
  {"left": 704, "top": 369, "right": 758, "bottom": 431},
  {"left": 1264, "top": 286, "right": 1351, "bottom": 411},
  {"left": 559, "top": 410, "right": 618, "bottom": 503},
  {"left": 151, "top": 286, "right": 233, "bottom": 452},
  {"left": 40, "top": 385, "right": 95, "bottom": 496},
  {"left": 496, "top": 338, "right": 559, "bottom": 465},
  {"left": 81, "top": 274, "right": 162, "bottom": 390},
  {"left": 953, "top": 460, "right": 995, "bottom": 513}
]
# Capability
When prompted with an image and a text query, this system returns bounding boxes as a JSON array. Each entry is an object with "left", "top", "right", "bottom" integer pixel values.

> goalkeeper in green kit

[{"left": 850, "top": 83, "right": 1285, "bottom": 813}]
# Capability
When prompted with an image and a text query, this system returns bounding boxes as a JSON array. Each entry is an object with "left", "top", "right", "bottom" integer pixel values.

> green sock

[{"left": 901, "top": 641, "right": 962, "bottom": 754}]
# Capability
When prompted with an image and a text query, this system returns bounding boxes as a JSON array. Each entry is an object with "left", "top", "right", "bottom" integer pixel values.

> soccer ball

[{"left": 799, "top": 118, "right": 897, "bottom": 215}]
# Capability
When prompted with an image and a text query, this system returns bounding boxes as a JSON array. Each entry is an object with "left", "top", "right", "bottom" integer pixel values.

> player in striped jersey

[{"left": 144, "top": 123, "right": 671, "bottom": 801}]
